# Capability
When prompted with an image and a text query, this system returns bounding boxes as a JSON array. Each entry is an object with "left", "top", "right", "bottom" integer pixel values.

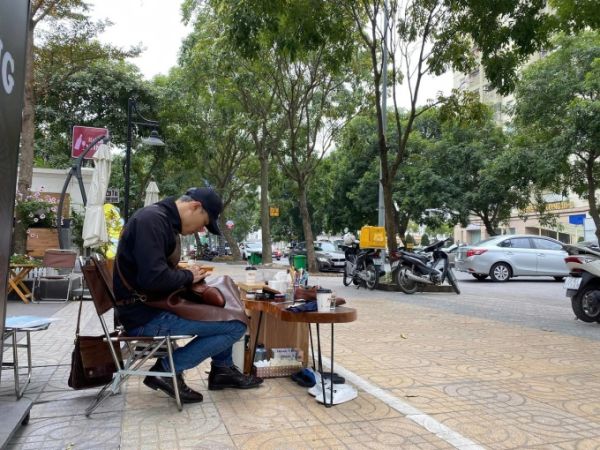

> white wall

[{"left": 31, "top": 167, "right": 94, "bottom": 213}]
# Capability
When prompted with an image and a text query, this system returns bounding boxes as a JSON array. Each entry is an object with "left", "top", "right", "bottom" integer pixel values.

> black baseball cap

[{"left": 186, "top": 187, "right": 223, "bottom": 235}]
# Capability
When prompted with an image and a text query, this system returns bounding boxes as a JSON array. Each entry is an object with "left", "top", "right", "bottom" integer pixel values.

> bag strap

[
  {"left": 114, "top": 254, "right": 134, "bottom": 293},
  {"left": 75, "top": 289, "right": 84, "bottom": 339}
]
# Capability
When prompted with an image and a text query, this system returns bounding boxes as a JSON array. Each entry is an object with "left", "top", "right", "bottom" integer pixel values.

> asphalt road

[{"left": 312, "top": 269, "right": 600, "bottom": 342}]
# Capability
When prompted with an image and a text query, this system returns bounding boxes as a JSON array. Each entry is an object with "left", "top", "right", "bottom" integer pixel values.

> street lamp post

[{"left": 124, "top": 98, "right": 165, "bottom": 223}]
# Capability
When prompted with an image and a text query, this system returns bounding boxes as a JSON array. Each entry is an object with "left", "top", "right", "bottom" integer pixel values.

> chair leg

[{"left": 166, "top": 338, "right": 182, "bottom": 411}]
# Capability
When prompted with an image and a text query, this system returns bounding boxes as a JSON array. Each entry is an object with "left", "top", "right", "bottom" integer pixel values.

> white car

[{"left": 240, "top": 242, "right": 262, "bottom": 260}]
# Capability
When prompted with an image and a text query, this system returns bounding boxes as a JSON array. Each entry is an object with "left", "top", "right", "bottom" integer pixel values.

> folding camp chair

[
  {"left": 81, "top": 254, "right": 192, "bottom": 416},
  {"left": 32, "top": 249, "right": 78, "bottom": 302}
]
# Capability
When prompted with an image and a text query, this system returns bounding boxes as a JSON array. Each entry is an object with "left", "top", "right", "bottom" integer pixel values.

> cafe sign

[{"left": 522, "top": 201, "right": 573, "bottom": 214}]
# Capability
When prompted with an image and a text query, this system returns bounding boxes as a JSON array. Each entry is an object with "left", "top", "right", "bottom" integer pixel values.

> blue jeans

[{"left": 129, "top": 311, "right": 246, "bottom": 373}]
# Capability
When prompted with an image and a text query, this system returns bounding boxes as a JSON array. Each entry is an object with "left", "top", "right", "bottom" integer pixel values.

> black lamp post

[{"left": 124, "top": 98, "right": 165, "bottom": 223}]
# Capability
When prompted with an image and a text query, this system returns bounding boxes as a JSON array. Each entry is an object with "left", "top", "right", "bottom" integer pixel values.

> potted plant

[{"left": 15, "top": 188, "right": 60, "bottom": 256}]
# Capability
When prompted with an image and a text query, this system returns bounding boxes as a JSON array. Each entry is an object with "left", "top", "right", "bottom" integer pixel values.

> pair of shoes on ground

[
  {"left": 143, "top": 360, "right": 204, "bottom": 404},
  {"left": 144, "top": 361, "right": 263, "bottom": 402},
  {"left": 208, "top": 364, "right": 263, "bottom": 390}
]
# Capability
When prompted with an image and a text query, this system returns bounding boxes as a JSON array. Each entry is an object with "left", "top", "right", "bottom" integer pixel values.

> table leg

[
  {"left": 8, "top": 268, "right": 32, "bottom": 303},
  {"left": 330, "top": 323, "right": 334, "bottom": 407},
  {"left": 315, "top": 323, "right": 337, "bottom": 408},
  {"left": 308, "top": 324, "right": 317, "bottom": 370},
  {"left": 250, "top": 311, "right": 263, "bottom": 374}
]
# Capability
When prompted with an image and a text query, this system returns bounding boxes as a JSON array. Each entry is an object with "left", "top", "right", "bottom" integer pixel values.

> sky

[{"left": 89, "top": 0, "right": 454, "bottom": 107}]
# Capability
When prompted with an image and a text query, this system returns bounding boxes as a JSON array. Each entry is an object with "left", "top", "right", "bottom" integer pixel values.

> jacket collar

[{"left": 156, "top": 197, "right": 182, "bottom": 233}]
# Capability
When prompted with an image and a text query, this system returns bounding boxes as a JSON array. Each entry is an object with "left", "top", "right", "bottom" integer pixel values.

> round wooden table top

[{"left": 244, "top": 299, "right": 357, "bottom": 324}]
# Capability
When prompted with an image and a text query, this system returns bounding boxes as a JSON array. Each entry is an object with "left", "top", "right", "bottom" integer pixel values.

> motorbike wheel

[
  {"left": 343, "top": 267, "right": 352, "bottom": 286},
  {"left": 365, "top": 264, "right": 378, "bottom": 290},
  {"left": 396, "top": 265, "right": 419, "bottom": 294},
  {"left": 572, "top": 284, "right": 600, "bottom": 322},
  {"left": 447, "top": 269, "right": 461, "bottom": 295}
]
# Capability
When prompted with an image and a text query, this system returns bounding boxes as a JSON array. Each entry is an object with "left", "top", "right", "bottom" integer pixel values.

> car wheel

[
  {"left": 554, "top": 276, "right": 564, "bottom": 282},
  {"left": 572, "top": 284, "right": 600, "bottom": 322},
  {"left": 472, "top": 274, "right": 488, "bottom": 281},
  {"left": 489, "top": 262, "right": 511, "bottom": 282}
]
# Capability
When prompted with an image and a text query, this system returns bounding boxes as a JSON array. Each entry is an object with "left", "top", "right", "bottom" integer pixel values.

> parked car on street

[
  {"left": 288, "top": 241, "right": 346, "bottom": 272},
  {"left": 442, "top": 244, "right": 459, "bottom": 267},
  {"left": 455, "top": 234, "right": 569, "bottom": 282},
  {"left": 272, "top": 248, "right": 283, "bottom": 260}
]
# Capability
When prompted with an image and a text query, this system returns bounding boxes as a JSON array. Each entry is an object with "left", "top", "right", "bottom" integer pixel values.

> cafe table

[
  {"left": 244, "top": 299, "right": 357, "bottom": 407},
  {"left": 8, "top": 264, "right": 38, "bottom": 303}
]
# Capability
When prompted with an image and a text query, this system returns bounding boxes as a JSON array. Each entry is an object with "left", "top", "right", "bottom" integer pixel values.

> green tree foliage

[
  {"left": 420, "top": 233, "right": 430, "bottom": 245},
  {"left": 430, "top": 107, "right": 532, "bottom": 236},
  {"left": 514, "top": 31, "right": 600, "bottom": 240},
  {"left": 14, "top": 1, "right": 139, "bottom": 253},
  {"left": 35, "top": 59, "right": 152, "bottom": 167}
]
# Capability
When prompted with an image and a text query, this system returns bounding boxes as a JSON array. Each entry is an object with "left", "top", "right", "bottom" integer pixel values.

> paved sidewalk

[{"left": 3, "top": 263, "right": 600, "bottom": 449}]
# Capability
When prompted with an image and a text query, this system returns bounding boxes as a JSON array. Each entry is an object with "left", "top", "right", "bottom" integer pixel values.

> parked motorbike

[
  {"left": 564, "top": 244, "right": 600, "bottom": 322},
  {"left": 341, "top": 243, "right": 381, "bottom": 290},
  {"left": 197, "top": 244, "right": 218, "bottom": 261},
  {"left": 390, "top": 238, "right": 460, "bottom": 295}
]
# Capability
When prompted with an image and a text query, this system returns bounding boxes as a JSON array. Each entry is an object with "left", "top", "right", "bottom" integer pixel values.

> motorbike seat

[{"left": 400, "top": 250, "right": 429, "bottom": 263}]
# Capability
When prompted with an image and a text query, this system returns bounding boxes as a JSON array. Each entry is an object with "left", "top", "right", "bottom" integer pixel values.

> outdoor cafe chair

[
  {"left": 32, "top": 248, "right": 78, "bottom": 302},
  {"left": 81, "top": 254, "right": 193, "bottom": 416}
]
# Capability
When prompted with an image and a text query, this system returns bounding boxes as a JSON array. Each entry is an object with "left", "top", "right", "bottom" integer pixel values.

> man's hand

[{"left": 186, "top": 266, "right": 211, "bottom": 284}]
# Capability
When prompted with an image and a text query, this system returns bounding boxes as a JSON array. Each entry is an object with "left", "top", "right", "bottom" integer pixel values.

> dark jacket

[{"left": 114, "top": 197, "right": 194, "bottom": 330}]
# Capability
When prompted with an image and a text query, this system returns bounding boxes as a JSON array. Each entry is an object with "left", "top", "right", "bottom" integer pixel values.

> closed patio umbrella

[
  {"left": 144, "top": 180, "right": 160, "bottom": 206},
  {"left": 82, "top": 143, "right": 112, "bottom": 248}
]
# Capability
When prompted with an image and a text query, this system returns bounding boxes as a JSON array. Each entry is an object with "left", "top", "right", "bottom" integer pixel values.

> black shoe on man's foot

[
  {"left": 143, "top": 361, "right": 203, "bottom": 403},
  {"left": 208, "top": 365, "right": 263, "bottom": 390}
]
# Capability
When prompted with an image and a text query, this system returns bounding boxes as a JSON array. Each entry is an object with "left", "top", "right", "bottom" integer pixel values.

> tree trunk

[
  {"left": 218, "top": 216, "right": 241, "bottom": 260},
  {"left": 297, "top": 183, "right": 316, "bottom": 272},
  {"left": 259, "top": 153, "right": 272, "bottom": 264},
  {"left": 584, "top": 159, "right": 600, "bottom": 244},
  {"left": 481, "top": 216, "right": 498, "bottom": 237},
  {"left": 14, "top": 21, "right": 36, "bottom": 254},
  {"left": 382, "top": 174, "right": 397, "bottom": 252},
  {"left": 397, "top": 213, "right": 409, "bottom": 245}
]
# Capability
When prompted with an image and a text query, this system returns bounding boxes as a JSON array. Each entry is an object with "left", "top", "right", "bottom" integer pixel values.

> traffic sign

[{"left": 72, "top": 126, "right": 108, "bottom": 159}]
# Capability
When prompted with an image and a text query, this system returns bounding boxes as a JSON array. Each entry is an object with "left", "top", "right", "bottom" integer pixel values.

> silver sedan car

[{"left": 455, "top": 234, "right": 569, "bottom": 282}]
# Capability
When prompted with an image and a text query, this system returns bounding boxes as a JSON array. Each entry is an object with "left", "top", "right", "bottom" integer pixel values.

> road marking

[{"left": 322, "top": 357, "right": 484, "bottom": 450}]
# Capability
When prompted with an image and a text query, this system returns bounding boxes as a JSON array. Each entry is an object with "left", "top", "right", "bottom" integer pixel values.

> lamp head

[{"left": 142, "top": 130, "right": 165, "bottom": 147}]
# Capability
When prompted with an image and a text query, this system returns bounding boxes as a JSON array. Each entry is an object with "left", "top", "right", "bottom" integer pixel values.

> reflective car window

[
  {"left": 317, "top": 242, "right": 336, "bottom": 252},
  {"left": 533, "top": 238, "right": 563, "bottom": 250},
  {"left": 498, "top": 240, "right": 511, "bottom": 248},
  {"left": 511, "top": 238, "right": 532, "bottom": 249}
]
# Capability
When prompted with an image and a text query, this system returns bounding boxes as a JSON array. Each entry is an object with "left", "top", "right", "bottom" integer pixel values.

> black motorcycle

[
  {"left": 390, "top": 238, "right": 460, "bottom": 295},
  {"left": 341, "top": 243, "right": 380, "bottom": 290}
]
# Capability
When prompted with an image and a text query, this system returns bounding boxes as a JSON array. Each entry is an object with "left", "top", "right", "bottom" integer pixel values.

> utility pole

[{"left": 378, "top": 0, "right": 388, "bottom": 229}]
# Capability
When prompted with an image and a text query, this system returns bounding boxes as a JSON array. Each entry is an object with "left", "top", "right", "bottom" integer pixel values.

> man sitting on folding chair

[{"left": 114, "top": 188, "right": 262, "bottom": 404}]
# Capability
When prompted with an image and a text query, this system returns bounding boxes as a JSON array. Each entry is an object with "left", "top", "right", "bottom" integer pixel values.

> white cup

[
  {"left": 246, "top": 270, "right": 256, "bottom": 284},
  {"left": 316, "top": 289, "right": 332, "bottom": 312}
]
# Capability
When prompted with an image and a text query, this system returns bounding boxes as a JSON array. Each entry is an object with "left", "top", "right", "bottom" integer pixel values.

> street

[{"left": 300, "top": 263, "right": 600, "bottom": 341}]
